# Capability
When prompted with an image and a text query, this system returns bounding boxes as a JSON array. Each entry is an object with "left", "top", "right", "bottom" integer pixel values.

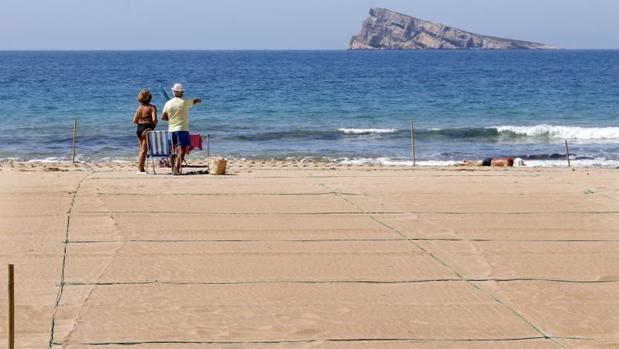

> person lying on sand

[
  {"left": 132, "top": 89, "right": 158, "bottom": 174},
  {"left": 482, "top": 157, "right": 514, "bottom": 167},
  {"left": 461, "top": 157, "right": 520, "bottom": 167}
]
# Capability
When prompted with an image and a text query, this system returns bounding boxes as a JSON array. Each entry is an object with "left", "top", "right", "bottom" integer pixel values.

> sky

[{"left": 1, "top": 0, "right": 618, "bottom": 50}]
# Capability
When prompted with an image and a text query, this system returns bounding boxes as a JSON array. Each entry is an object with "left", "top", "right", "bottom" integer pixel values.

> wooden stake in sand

[
  {"left": 410, "top": 121, "right": 417, "bottom": 166},
  {"left": 7, "top": 264, "right": 14, "bottom": 349},
  {"left": 207, "top": 134, "right": 211, "bottom": 158},
  {"left": 71, "top": 119, "right": 78, "bottom": 164},
  {"left": 565, "top": 139, "right": 571, "bottom": 168}
]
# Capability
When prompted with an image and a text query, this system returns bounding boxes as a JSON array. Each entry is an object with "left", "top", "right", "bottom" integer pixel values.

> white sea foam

[
  {"left": 523, "top": 159, "right": 619, "bottom": 168},
  {"left": 493, "top": 125, "right": 619, "bottom": 140},
  {"left": 26, "top": 157, "right": 68, "bottom": 163},
  {"left": 338, "top": 128, "right": 398, "bottom": 135},
  {"left": 2, "top": 156, "right": 132, "bottom": 164},
  {"left": 338, "top": 157, "right": 463, "bottom": 167},
  {"left": 338, "top": 157, "right": 619, "bottom": 168}
]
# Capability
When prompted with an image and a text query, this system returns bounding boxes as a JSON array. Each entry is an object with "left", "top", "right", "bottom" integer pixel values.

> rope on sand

[
  {"left": 97, "top": 191, "right": 362, "bottom": 196},
  {"left": 65, "top": 237, "right": 619, "bottom": 244},
  {"left": 60, "top": 277, "right": 619, "bottom": 287},
  {"left": 66, "top": 335, "right": 597, "bottom": 347},
  {"left": 47, "top": 173, "right": 91, "bottom": 349},
  {"left": 74, "top": 210, "right": 619, "bottom": 216},
  {"left": 320, "top": 183, "right": 567, "bottom": 348}
]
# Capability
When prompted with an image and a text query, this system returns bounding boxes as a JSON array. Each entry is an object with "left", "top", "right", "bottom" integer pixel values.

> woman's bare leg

[{"left": 138, "top": 137, "right": 147, "bottom": 172}]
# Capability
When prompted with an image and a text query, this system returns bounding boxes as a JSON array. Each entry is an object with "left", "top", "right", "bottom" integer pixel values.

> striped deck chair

[{"left": 145, "top": 131, "right": 171, "bottom": 174}]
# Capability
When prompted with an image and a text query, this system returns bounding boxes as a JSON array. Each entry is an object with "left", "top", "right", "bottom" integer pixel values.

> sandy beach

[{"left": 0, "top": 161, "right": 618, "bottom": 348}]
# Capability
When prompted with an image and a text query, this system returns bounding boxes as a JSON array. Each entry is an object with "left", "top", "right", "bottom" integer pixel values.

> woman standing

[{"left": 133, "top": 89, "right": 158, "bottom": 174}]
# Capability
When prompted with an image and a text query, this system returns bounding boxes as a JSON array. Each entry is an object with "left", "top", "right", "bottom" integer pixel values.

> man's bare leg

[
  {"left": 170, "top": 153, "right": 176, "bottom": 173},
  {"left": 174, "top": 147, "right": 187, "bottom": 174},
  {"left": 180, "top": 148, "right": 187, "bottom": 168}
]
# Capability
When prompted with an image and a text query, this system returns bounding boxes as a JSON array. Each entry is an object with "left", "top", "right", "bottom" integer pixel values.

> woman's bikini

[{"left": 136, "top": 105, "right": 156, "bottom": 138}]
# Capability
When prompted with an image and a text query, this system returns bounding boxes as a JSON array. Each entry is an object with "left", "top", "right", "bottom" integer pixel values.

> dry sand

[{"left": 0, "top": 160, "right": 618, "bottom": 349}]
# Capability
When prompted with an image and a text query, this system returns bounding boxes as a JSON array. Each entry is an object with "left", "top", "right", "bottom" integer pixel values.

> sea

[{"left": 1, "top": 50, "right": 618, "bottom": 167}]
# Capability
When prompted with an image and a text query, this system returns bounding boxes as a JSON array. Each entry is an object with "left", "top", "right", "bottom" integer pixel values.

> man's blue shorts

[{"left": 170, "top": 131, "right": 191, "bottom": 148}]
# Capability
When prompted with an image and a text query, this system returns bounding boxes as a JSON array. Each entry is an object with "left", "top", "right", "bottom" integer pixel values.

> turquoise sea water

[{"left": 0, "top": 50, "right": 618, "bottom": 166}]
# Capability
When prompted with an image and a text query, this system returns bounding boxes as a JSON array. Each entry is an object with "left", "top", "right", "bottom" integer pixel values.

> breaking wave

[
  {"left": 493, "top": 125, "right": 619, "bottom": 140},
  {"left": 337, "top": 128, "right": 399, "bottom": 135},
  {"left": 227, "top": 125, "right": 619, "bottom": 142}
]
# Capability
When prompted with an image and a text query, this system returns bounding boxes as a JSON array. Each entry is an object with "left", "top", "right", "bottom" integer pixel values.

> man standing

[{"left": 162, "top": 83, "right": 202, "bottom": 174}]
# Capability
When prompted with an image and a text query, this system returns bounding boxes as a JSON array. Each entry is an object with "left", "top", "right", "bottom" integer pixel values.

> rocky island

[{"left": 350, "top": 8, "right": 556, "bottom": 50}]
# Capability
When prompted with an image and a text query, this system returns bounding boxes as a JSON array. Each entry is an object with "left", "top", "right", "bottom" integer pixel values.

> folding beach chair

[{"left": 145, "top": 131, "right": 171, "bottom": 174}]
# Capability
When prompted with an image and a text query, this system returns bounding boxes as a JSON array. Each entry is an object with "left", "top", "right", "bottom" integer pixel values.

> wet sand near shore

[{"left": 0, "top": 161, "right": 618, "bottom": 349}]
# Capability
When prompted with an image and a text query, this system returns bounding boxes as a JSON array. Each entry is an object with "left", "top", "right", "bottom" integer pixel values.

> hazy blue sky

[{"left": 1, "top": 0, "right": 618, "bottom": 49}]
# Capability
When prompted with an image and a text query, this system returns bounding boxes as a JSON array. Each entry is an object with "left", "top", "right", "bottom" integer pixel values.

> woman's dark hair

[{"left": 137, "top": 89, "right": 152, "bottom": 104}]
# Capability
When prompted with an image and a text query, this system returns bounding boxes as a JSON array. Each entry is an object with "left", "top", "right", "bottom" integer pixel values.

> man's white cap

[{"left": 171, "top": 83, "right": 185, "bottom": 92}]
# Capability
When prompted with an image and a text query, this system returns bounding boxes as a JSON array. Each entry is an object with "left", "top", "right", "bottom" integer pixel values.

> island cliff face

[{"left": 350, "top": 8, "right": 556, "bottom": 50}]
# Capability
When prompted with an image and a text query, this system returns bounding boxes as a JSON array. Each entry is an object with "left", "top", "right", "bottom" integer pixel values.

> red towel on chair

[{"left": 187, "top": 134, "right": 203, "bottom": 153}]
